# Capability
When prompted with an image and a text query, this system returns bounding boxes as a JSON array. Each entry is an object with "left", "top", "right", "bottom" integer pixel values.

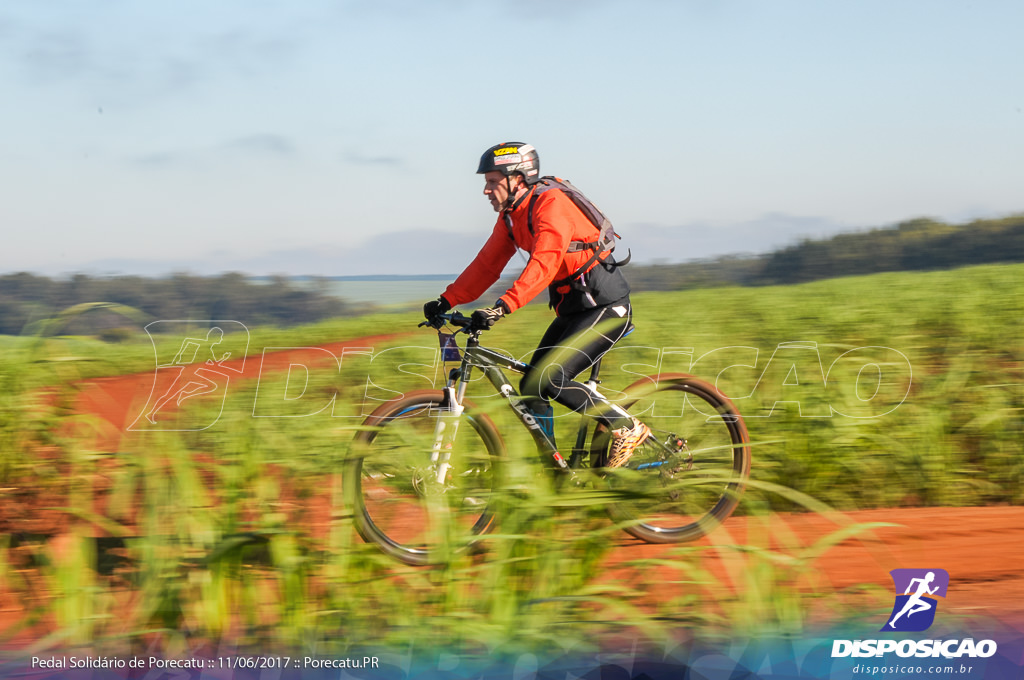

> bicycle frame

[{"left": 440, "top": 332, "right": 578, "bottom": 473}]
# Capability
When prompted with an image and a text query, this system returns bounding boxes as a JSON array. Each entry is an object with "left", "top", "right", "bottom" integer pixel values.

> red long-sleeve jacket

[{"left": 442, "top": 187, "right": 613, "bottom": 315}]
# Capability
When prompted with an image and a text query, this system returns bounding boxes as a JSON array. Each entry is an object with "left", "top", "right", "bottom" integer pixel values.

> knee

[
  {"left": 521, "top": 366, "right": 565, "bottom": 401},
  {"left": 519, "top": 370, "right": 538, "bottom": 398}
]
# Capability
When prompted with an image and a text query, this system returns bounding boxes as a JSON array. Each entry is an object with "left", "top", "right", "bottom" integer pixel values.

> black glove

[
  {"left": 423, "top": 296, "right": 451, "bottom": 321},
  {"left": 470, "top": 300, "right": 509, "bottom": 329}
]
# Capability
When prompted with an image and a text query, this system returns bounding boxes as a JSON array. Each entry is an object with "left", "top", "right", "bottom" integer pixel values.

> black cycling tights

[{"left": 520, "top": 299, "right": 634, "bottom": 429}]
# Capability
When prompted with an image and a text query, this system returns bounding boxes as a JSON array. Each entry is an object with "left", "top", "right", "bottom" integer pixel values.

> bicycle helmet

[{"left": 476, "top": 142, "right": 540, "bottom": 185}]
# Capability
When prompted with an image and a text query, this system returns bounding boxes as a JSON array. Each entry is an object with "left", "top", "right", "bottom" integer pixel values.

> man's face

[{"left": 482, "top": 171, "right": 521, "bottom": 213}]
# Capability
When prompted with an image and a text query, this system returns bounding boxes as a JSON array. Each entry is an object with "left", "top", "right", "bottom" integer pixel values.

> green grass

[{"left": 1, "top": 262, "right": 1021, "bottom": 656}]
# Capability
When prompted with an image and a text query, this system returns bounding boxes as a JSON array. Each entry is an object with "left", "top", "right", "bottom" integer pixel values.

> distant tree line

[
  {"left": 0, "top": 272, "right": 362, "bottom": 336},
  {"left": 3, "top": 214, "right": 1022, "bottom": 336},
  {"left": 626, "top": 214, "right": 1024, "bottom": 291}
]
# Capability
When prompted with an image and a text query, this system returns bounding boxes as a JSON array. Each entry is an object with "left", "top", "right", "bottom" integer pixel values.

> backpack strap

[
  {"left": 525, "top": 181, "right": 547, "bottom": 236},
  {"left": 502, "top": 186, "right": 535, "bottom": 241}
]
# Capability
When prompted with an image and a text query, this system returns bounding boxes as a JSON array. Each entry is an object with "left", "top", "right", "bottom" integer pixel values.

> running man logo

[
  {"left": 882, "top": 568, "right": 949, "bottom": 632},
  {"left": 129, "top": 321, "right": 249, "bottom": 432}
]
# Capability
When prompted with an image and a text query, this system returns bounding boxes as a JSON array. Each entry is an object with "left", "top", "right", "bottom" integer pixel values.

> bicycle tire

[
  {"left": 345, "top": 389, "right": 504, "bottom": 566},
  {"left": 592, "top": 373, "right": 751, "bottom": 543}
]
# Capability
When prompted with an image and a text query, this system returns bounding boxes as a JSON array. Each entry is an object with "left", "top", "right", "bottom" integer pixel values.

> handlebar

[{"left": 418, "top": 311, "right": 486, "bottom": 334}]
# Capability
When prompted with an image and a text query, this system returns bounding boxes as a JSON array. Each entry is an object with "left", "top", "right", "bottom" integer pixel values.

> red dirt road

[
  {"left": 74, "top": 333, "right": 402, "bottom": 438},
  {"left": 15, "top": 337, "right": 1024, "bottom": 634},
  {"left": 606, "top": 506, "right": 1024, "bottom": 629}
]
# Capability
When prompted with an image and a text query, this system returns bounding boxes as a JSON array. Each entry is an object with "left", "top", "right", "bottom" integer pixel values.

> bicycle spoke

[{"left": 596, "top": 376, "right": 751, "bottom": 543}]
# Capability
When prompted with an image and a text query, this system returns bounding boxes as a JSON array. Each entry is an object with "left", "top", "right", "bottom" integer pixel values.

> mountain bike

[{"left": 344, "top": 311, "right": 751, "bottom": 566}]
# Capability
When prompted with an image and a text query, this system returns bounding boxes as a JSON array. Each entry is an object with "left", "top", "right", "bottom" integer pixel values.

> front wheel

[
  {"left": 344, "top": 390, "right": 504, "bottom": 566},
  {"left": 592, "top": 374, "right": 751, "bottom": 543}
]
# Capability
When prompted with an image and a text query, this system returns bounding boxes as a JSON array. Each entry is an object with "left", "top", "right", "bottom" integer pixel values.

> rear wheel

[
  {"left": 593, "top": 374, "right": 751, "bottom": 543},
  {"left": 345, "top": 390, "right": 504, "bottom": 565}
]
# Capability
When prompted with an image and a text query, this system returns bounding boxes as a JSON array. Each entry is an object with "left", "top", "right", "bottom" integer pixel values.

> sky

[{"left": 2, "top": 0, "right": 1021, "bottom": 278}]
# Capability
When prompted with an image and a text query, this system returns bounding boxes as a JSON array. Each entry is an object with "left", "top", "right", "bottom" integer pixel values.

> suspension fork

[{"left": 430, "top": 365, "right": 471, "bottom": 485}]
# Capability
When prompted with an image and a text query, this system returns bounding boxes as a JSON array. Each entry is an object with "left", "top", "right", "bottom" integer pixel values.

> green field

[{"left": 1, "top": 263, "right": 1021, "bottom": 655}]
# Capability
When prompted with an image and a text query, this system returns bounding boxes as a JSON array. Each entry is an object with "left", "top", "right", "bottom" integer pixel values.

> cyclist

[{"left": 423, "top": 142, "right": 649, "bottom": 468}]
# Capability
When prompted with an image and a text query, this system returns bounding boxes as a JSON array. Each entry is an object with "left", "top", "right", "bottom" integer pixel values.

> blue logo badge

[{"left": 882, "top": 568, "right": 949, "bottom": 632}]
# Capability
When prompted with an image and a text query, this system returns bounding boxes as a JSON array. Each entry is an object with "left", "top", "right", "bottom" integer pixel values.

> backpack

[{"left": 506, "top": 176, "right": 632, "bottom": 313}]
